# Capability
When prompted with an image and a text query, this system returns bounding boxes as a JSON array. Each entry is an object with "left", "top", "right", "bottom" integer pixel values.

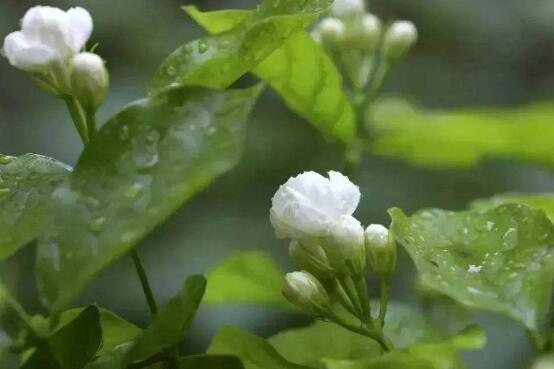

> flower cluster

[
  {"left": 270, "top": 171, "right": 396, "bottom": 320},
  {"left": 312, "top": 0, "right": 417, "bottom": 89},
  {"left": 2, "top": 6, "right": 108, "bottom": 112}
]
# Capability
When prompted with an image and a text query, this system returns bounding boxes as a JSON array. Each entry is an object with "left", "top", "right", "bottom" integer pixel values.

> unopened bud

[
  {"left": 70, "top": 52, "right": 109, "bottom": 110},
  {"left": 325, "top": 215, "right": 366, "bottom": 276},
  {"left": 317, "top": 17, "right": 346, "bottom": 47},
  {"left": 383, "top": 21, "right": 417, "bottom": 61},
  {"left": 365, "top": 224, "right": 397, "bottom": 278},
  {"left": 330, "top": 0, "right": 365, "bottom": 18},
  {"left": 283, "top": 271, "right": 330, "bottom": 316},
  {"left": 360, "top": 14, "right": 382, "bottom": 50},
  {"left": 289, "top": 240, "right": 334, "bottom": 280}
]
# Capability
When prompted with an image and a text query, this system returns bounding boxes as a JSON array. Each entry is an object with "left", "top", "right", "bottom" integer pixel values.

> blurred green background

[{"left": 2, "top": 0, "right": 554, "bottom": 368}]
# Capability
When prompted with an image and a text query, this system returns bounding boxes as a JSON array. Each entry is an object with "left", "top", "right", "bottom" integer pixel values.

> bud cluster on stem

[{"left": 271, "top": 171, "right": 397, "bottom": 351}]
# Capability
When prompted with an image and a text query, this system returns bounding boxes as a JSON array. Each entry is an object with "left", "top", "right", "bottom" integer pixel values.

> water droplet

[
  {"left": 206, "top": 127, "right": 217, "bottom": 136},
  {"left": 125, "top": 183, "right": 144, "bottom": 199},
  {"left": 183, "top": 44, "right": 193, "bottom": 54},
  {"left": 198, "top": 41, "right": 209, "bottom": 54},
  {"left": 166, "top": 65, "right": 176, "bottom": 76},
  {"left": 120, "top": 125, "right": 130, "bottom": 140},
  {"left": 90, "top": 217, "right": 106, "bottom": 233}
]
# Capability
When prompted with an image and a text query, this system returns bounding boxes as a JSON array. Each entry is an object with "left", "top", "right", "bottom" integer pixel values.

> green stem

[
  {"left": 335, "top": 279, "right": 360, "bottom": 317},
  {"left": 378, "top": 279, "right": 390, "bottom": 327},
  {"left": 354, "top": 275, "right": 371, "bottom": 321},
  {"left": 131, "top": 250, "right": 158, "bottom": 315},
  {"left": 339, "top": 277, "right": 364, "bottom": 318},
  {"left": 328, "top": 312, "right": 392, "bottom": 352},
  {"left": 63, "top": 96, "right": 89, "bottom": 145},
  {"left": 85, "top": 109, "right": 97, "bottom": 141}
]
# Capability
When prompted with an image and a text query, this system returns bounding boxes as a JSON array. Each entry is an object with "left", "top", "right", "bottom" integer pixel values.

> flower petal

[
  {"left": 66, "top": 7, "right": 93, "bottom": 52},
  {"left": 2, "top": 31, "right": 58, "bottom": 72},
  {"left": 21, "top": 6, "right": 72, "bottom": 58},
  {"left": 327, "top": 171, "right": 360, "bottom": 215}
]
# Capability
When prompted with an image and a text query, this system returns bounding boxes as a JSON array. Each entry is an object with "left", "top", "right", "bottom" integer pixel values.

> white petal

[
  {"left": 21, "top": 6, "right": 72, "bottom": 58},
  {"left": 66, "top": 7, "right": 93, "bottom": 52},
  {"left": 2, "top": 31, "right": 58, "bottom": 72},
  {"left": 327, "top": 171, "right": 360, "bottom": 215}
]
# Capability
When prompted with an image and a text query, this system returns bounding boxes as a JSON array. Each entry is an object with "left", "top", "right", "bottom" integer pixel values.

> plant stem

[
  {"left": 85, "top": 108, "right": 97, "bottom": 141},
  {"left": 335, "top": 279, "right": 360, "bottom": 317},
  {"left": 131, "top": 250, "right": 158, "bottom": 315},
  {"left": 378, "top": 279, "right": 390, "bottom": 327},
  {"left": 339, "top": 277, "right": 364, "bottom": 318},
  {"left": 63, "top": 96, "right": 89, "bottom": 145},
  {"left": 355, "top": 275, "right": 371, "bottom": 321},
  {"left": 328, "top": 312, "right": 392, "bottom": 352}
]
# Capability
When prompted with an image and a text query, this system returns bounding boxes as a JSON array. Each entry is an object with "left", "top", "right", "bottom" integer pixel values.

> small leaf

[
  {"left": 0, "top": 154, "right": 70, "bottom": 260},
  {"left": 36, "top": 85, "right": 262, "bottom": 310},
  {"left": 471, "top": 193, "right": 554, "bottom": 222},
  {"left": 23, "top": 306, "right": 102, "bottom": 369},
  {"left": 368, "top": 99, "right": 554, "bottom": 169},
  {"left": 208, "top": 325, "right": 314, "bottom": 369},
  {"left": 150, "top": 0, "right": 332, "bottom": 92},
  {"left": 204, "top": 251, "right": 291, "bottom": 308},
  {"left": 185, "top": 7, "right": 355, "bottom": 143},
  {"left": 125, "top": 275, "right": 207, "bottom": 364},
  {"left": 390, "top": 203, "right": 554, "bottom": 330},
  {"left": 58, "top": 308, "right": 141, "bottom": 356}
]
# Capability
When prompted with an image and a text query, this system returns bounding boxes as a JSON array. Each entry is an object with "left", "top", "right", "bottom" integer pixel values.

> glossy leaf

[
  {"left": 143, "top": 354, "right": 245, "bottom": 369},
  {"left": 151, "top": 0, "right": 332, "bottom": 92},
  {"left": 204, "top": 251, "right": 291, "bottom": 308},
  {"left": 471, "top": 193, "right": 554, "bottom": 222},
  {"left": 208, "top": 325, "right": 313, "bottom": 369},
  {"left": 0, "top": 154, "right": 70, "bottom": 261},
  {"left": 185, "top": 6, "right": 355, "bottom": 143},
  {"left": 23, "top": 306, "right": 102, "bottom": 369},
  {"left": 58, "top": 308, "right": 141, "bottom": 356},
  {"left": 36, "top": 85, "right": 262, "bottom": 310},
  {"left": 125, "top": 275, "right": 207, "bottom": 364},
  {"left": 368, "top": 99, "right": 554, "bottom": 169},
  {"left": 390, "top": 204, "right": 554, "bottom": 330}
]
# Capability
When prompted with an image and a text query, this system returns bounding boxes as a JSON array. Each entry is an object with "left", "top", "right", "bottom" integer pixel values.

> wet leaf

[
  {"left": 0, "top": 154, "right": 70, "bottom": 261},
  {"left": 143, "top": 354, "right": 245, "bottom": 369},
  {"left": 185, "top": 6, "right": 355, "bottom": 143},
  {"left": 208, "top": 325, "right": 314, "bottom": 369},
  {"left": 125, "top": 275, "right": 206, "bottom": 364},
  {"left": 390, "top": 203, "right": 554, "bottom": 330},
  {"left": 36, "top": 85, "right": 262, "bottom": 310},
  {"left": 204, "top": 251, "right": 290, "bottom": 308},
  {"left": 151, "top": 0, "right": 332, "bottom": 92},
  {"left": 368, "top": 99, "right": 554, "bottom": 169},
  {"left": 471, "top": 193, "right": 554, "bottom": 222}
]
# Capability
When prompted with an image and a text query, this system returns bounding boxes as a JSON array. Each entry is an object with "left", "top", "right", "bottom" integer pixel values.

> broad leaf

[
  {"left": 36, "top": 85, "right": 262, "bottom": 310},
  {"left": 208, "top": 325, "right": 313, "bottom": 369},
  {"left": 150, "top": 0, "right": 332, "bottom": 92},
  {"left": 0, "top": 329, "right": 18, "bottom": 369},
  {"left": 0, "top": 154, "right": 70, "bottom": 260},
  {"left": 185, "top": 6, "right": 356, "bottom": 143},
  {"left": 58, "top": 308, "right": 141, "bottom": 356},
  {"left": 125, "top": 275, "right": 207, "bottom": 364},
  {"left": 390, "top": 203, "right": 554, "bottom": 330},
  {"left": 204, "top": 251, "right": 290, "bottom": 308},
  {"left": 23, "top": 306, "right": 102, "bottom": 369},
  {"left": 143, "top": 354, "right": 245, "bottom": 369},
  {"left": 368, "top": 99, "right": 554, "bottom": 169},
  {"left": 471, "top": 193, "right": 554, "bottom": 222}
]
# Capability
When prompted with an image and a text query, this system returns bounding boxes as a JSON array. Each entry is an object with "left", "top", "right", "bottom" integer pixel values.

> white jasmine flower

[
  {"left": 365, "top": 224, "right": 397, "bottom": 277},
  {"left": 270, "top": 171, "right": 360, "bottom": 239},
  {"left": 2, "top": 6, "right": 93, "bottom": 72},
  {"left": 365, "top": 224, "right": 389, "bottom": 249},
  {"left": 71, "top": 52, "right": 109, "bottom": 110},
  {"left": 330, "top": 0, "right": 366, "bottom": 17}
]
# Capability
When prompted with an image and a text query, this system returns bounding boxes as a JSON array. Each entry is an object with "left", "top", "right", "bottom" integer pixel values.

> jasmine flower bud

[
  {"left": 317, "top": 17, "right": 346, "bottom": 46},
  {"left": 270, "top": 171, "right": 360, "bottom": 240},
  {"left": 289, "top": 240, "right": 334, "bottom": 279},
  {"left": 330, "top": 0, "right": 366, "bottom": 18},
  {"left": 360, "top": 14, "right": 382, "bottom": 50},
  {"left": 283, "top": 271, "right": 330, "bottom": 316},
  {"left": 2, "top": 6, "right": 92, "bottom": 73},
  {"left": 71, "top": 52, "right": 109, "bottom": 110},
  {"left": 365, "top": 224, "right": 397, "bottom": 278},
  {"left": 325, "top": 215, "right": 366, "bottom": 276},
  {"left": 383, "top": 21, "right": 418, "bottom": 61}
]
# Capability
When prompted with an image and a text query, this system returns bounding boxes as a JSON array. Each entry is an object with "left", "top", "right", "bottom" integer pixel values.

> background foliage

[{"left": 1, "top": 0, "right": 554, "bottom": 368}]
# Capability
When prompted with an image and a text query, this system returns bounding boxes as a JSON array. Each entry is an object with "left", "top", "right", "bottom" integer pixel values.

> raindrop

[
  {"left": 125, "top": 183, "right": 144, "bottom": 199},
  {"left": 120, "top": 125, "right": 130, "bottom": 140},
  {"left": 166, "top": 65, "right": 177, "bottom": 76},
  {"left": 90, "top": 217, "right": 106, "bottom": 233},
  {"left": 198, "top": 41, "right": 209, "bottom": 54}
]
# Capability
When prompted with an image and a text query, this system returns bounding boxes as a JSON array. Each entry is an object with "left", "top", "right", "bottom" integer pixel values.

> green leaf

[
  {"left": 185, "top": 6, "right": 355, "bottom": 143},
  {"left": 471, "top": 193, "right": 554, "bottom": 222},
  {"left": 204, "top": 251, "right": 290, "bottom": 308},
  {"left": 36, "top": 85, "right": 262, "bottom": 310},
  {"left": 151, "top": 0, "right": 332, "bottom": 92},
  {"left": 125, "top": 275, "right": 207, "bottom": 364},
  {"left": 208, "top": 325, "right": 314, "bottom": 369},
  {"left": 0, "top": 154, "right": 70, "bottom": 261},
  {"left": 368, "top": 99, "right": 554, "bottom": 169},
  {"left": 23, "top": 306, "right": 102, "bottom": 369},
  {"left": 143, "top": 354, "right": 246, "bottom": 369},
  {"left": 58, "top": 308, "right": 141, "bottom": 356},
  {"left": 390, "top": 203, "right": 554, "bottom": 330}
]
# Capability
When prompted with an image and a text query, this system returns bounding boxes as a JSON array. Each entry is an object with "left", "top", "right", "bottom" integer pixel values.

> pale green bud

[
  {"left": 325, "top": 215, "right": 366, "bottom": 276},
  {"left": 317, "top": 17, "right": 346, "bottom": 47},
  {"left": 330, "top": 0, "right": 365, "bottom": 18},
  {"left": 70, "top": 52, "right": 109, "bottom": 110},
  {"left": 283, "top": 271, "right": 330, "bottom": 316},
  {"left": 360, "top": 14, "right": 382, "bottom": 51},
  {"left": 383, "top": 21, "right": 417, "bottom": 61},
  {"left": 289, "top": 240, "right": 334, "bottom": 279},
  {"left": 365, "top": 224, "right": 397, "bottom": 278}
]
